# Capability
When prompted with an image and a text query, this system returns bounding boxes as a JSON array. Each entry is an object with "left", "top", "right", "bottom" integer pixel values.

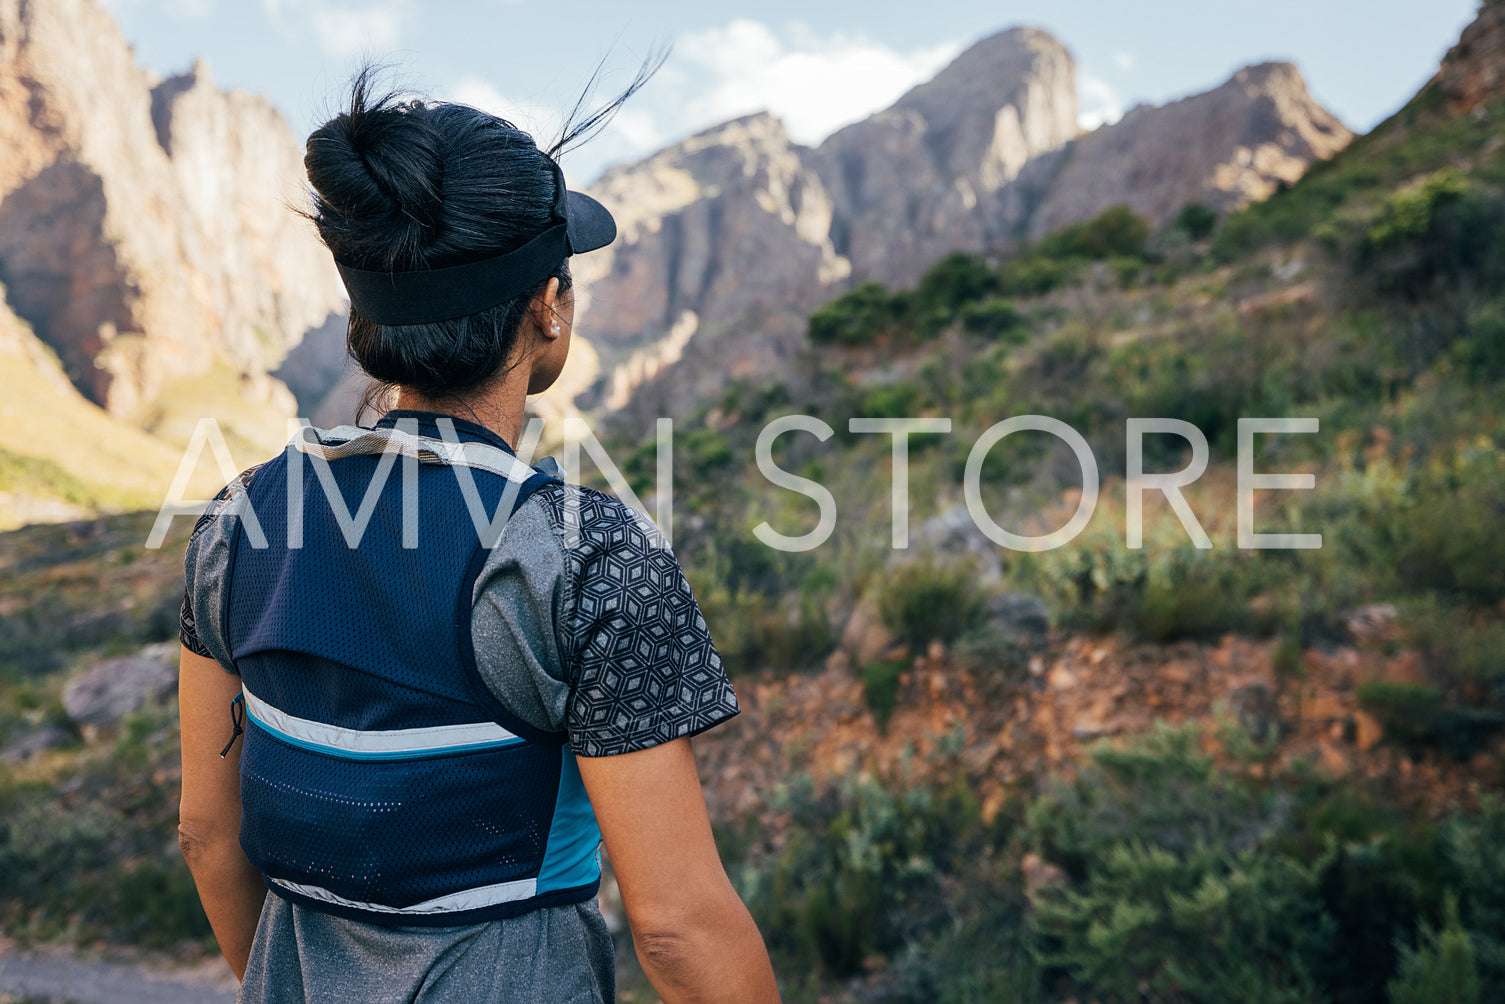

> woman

[{"left": 177, "top": 69, "right": 780, "bottom": 1003}]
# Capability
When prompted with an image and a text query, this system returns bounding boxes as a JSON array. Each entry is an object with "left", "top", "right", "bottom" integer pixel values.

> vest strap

[
  {"left": 242, "top": 687, "right": 525, "bottom": 760},
  {"left": 293, "top": 425, "right": 540, "bottom": 484}
]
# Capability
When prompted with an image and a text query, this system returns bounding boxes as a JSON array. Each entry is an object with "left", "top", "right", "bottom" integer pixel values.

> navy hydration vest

[{"left": 220, "top": 414, "right": 601, "bottom": 926}]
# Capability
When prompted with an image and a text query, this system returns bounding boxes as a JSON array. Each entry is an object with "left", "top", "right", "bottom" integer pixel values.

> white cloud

[
  {"left": 1078, "top": 73, "right": 1125, "bottom": 131},
  {"left": 1111, "top": 50, "right": 1135, "bottom": 72},
  {"left": 671, "top": 19, "right": 961, "bottom": 146},
  {"left": 260, "top": 0, "right": 415, "bottom": 60},
  {"left": 450, "top": 76, "right": 566, "bottom": 147}
]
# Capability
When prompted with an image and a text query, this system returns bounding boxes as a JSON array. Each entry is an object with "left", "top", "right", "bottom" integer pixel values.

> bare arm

[
  {"left": 178, "top": 646, "right": 267, "bottom": 980},
  {"left": 578, "top": 737, "right": 780, "bottom": 1003}
]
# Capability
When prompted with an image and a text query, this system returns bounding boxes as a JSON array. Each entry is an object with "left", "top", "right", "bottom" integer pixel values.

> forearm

[
  {"left": 180, "top": 826, "right": 267, "bottom": 981},
  {"left": 634, "top": 896, "right": 780, "bottom": 1003}
]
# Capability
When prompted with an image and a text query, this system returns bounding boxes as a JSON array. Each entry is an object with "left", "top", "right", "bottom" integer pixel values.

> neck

[{"left": 393, "top": 363, "right": 531, "bottom": 447}]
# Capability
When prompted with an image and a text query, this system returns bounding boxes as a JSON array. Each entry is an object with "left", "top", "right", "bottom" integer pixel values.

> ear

[{"left": 529, "top": 277, "right": 563, "bottom": 341}]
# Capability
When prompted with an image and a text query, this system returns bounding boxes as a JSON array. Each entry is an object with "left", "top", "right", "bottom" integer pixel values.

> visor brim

[{"left": 564, "top": 189, "right": 617, "bottom": 255}]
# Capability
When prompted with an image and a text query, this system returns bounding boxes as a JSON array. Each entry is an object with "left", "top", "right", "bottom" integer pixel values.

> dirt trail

[{"left": 0, "top": 941, "right": 237, "bottom": 1004}]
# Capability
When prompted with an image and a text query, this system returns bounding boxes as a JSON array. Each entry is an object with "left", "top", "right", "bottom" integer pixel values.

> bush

[
  {"left": 1175, "top": 202, "right": 1218, "bottom": 241},
  {"left": 996, "top": 255, "right": 1075, "bottom": 296},
  {"left": 1033, "top": 841, "right": 1333, "bottom": 1004},
  {"left": 912, "top": 253, "right": 1001, "bottom": 336},
  {"left": 862, "top": 658, "right": 906, "bottom": 729},
  {"left": 1358, "top": 170, "right": 1505, "bottom": 299},
  {"left": 878, "top": 562, "right": 985, "bottom": 648},
  {"left": 959, "top": 296, "right": 1028, "bottom": 342},
  {"left": 1038, "top": 205, "right": 1152, "bottom": 261},
  {"left": 808, "top": 281, "right": 911, "bottom": 345},
  {"left": 740, "top": 770, "right": 989, "bottom": 978},
  {"left": 1388, "top": 893, "right": 1481, "bottom": 1004},
  {"left": 1356, "top": 678, "right": 1503, "bottom": 760},
  {"left": 1027, "top": 723, "right": 1332, "bottom": 1004}
]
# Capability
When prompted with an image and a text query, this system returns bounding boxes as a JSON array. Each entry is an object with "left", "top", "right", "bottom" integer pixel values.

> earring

[{"left": 550, "top": 321, "right": 560, "bottom": 334}]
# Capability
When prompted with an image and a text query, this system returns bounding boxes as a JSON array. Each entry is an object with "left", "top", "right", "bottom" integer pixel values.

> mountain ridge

[{"left": 562, "top": 28, "right": 1352, "bottom": 429}]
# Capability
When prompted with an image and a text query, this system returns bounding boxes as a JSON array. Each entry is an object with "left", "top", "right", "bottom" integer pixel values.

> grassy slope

[{"left": 0, "top": 294, "right": 298, "bottom": 531}]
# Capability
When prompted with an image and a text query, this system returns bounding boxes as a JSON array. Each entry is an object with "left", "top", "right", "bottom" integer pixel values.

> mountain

[
  {"left": 567, "top": 28, "right": 1353, "bottom": 426},
  {"left": 0, "top": 0, "right": 344, "bottom": 450},
  {"left": 1026, "top": 62, "right": 1351, "bottom": 238},
  {"left": 0, "top": 3, "right": 1356, "bottom": 522}
]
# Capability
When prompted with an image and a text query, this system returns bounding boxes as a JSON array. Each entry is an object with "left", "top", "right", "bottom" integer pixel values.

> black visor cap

[{"left": 336, "top": 152, "right": 616, "bottom": 326}]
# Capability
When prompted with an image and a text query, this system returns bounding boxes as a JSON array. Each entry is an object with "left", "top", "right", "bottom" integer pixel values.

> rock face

[
  {"left": 1027, "top": 63, "right": 1353, "bottom": 238},
  {"left": 1435, "top": 0, "right": 1505, "bottom": 113},
  {"left": 577, "top": 30, "right": 1351, "bottom": 424},
  {"left": 575, "top": 111, "right": 847, "bottom": 417},
  {"left": 0, "top": 0, "right": 344, "bottom": 424},
  {"left": 815, "top": 27, "right": 1078, "bottom": 285}
]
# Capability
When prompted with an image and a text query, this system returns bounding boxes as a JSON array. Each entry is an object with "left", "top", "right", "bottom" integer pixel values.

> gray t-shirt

[{"left": 182, "top": 464, "right": 739, "bottom": 1003}]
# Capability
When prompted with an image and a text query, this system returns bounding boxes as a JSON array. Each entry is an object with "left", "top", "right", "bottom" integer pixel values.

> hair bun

[{"left": 305, "top": 73, "right": 444, "bottom": 267}]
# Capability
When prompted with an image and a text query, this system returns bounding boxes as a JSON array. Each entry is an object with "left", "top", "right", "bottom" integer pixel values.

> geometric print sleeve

[
  {"left": 542, "top": 485, "right": 740, "bottom": 758},
  {"left": 179, "top": 464, "right": 262, "bottom": 671}
]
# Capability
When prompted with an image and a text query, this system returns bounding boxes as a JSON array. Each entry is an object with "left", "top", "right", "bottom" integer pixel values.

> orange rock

[
  {"left": 1319, "top": 741, "right": 1351, "bottom": 775},
  {"left": 1303, "top": 692, "right": 1347, "bottom": 722},
  {"left": 1383, "top": 651, "right": 1428, "bottom": 686},
  {"left": 1354, "top": 710, "right": 1384, "bottom": 751},
  {"left": 981, "top": 789, "right": 1007, "bottom": 825}
]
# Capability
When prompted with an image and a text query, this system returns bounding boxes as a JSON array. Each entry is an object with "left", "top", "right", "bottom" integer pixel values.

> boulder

[{"left": 60, "top": 641, "right": 178, "bottom": 727}]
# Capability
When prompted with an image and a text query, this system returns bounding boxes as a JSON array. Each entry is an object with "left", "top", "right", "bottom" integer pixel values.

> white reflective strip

[
  {"left": 242, "top": 688, "right": 519, "bottom": 755},
  {"left": 291, "top": 426, "right": 537, "bottom": 484},
  {"left": 270, "top": 875, "right": 538, "bottom": 916}
]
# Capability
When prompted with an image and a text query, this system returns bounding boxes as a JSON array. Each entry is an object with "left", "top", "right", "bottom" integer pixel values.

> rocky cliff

[
  {"left": 575, "top": 29, "right": 1352, "bottom": 425},
  {"left": 1026, "top": 62, "right": 1352, "bottom": 238},
  {"left": 0, "top": 0, "right": 344, "bottom": 434},
  {"left": 1435, "top": 0, "right": 1505, "bottom": 113},
  {"left": 814, "top": 27, "right": 1078, "bottom": 285}
]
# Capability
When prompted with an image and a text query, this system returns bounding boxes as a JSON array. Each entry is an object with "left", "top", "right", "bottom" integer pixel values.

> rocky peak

[
  {"left": 575, "top": 28, "right": 1355, "bottom": 425},
  {"left": 888, "top": 26, "right": 1078, "bottom": 189},
  {"left": 0, "top": 0, "right": 343, "bottom": 437},
  {"left": 573, "top": 108, "right": 845, "bottom": 417},
  {"left": 815, "top": 27, "right": 1078, "bottom": 283},
  {"left": 1026, "top": 60, "right": 1352, "bottom": 237},
  {"left": 1435, "top": 0, "right": 1505, "bottom": 113}
]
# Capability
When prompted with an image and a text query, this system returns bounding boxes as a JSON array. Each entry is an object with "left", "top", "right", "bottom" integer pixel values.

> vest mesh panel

[{"left": 222, "top": 424, "right": 600, "bottom": 925}]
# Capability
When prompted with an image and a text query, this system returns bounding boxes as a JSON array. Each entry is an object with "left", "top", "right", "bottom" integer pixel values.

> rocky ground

[{"left": 694, "top": 604, "right": 1503, "bottom": 844}]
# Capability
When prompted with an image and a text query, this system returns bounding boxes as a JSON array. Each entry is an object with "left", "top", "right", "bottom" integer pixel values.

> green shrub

[
  {"left": 1027, "top": 723, "right": 1331, "bottom": 1004},
  {"left": 1443, "top": 796, "right": 1505, "bottom": 998},
  {"left": 1356, "top": 679, "right": 1447, "bottom": 743},
  {"left": 1356, "top": 678, "right": 1503, "bottom": 759},
  {"left": 856, "top": 380, "right": 922, "bottom": 420},
  {"left": 1175, "top": 202, "right": 1218, "bottom": 241},
  {"left": 1388, "top": 893, "right": 1481, "bottom": 1004},
  {"left": 740, "top": 770, "right": 988, "bottom": 978},
  {"left": 1039, "top": 205, "right": 1152, "bottom": 261},
  {"left": 807, "top": 281, "right": 911, "bottom": 345},
  {"left": 1032, "top": 841, "right": 1333, "bottom": 1004},
  {"left": 862, "top": 658, "right": 906, "bottom": 729},
  {"left": 912, "top": 253, "right": 1001, "bottom": 336},
  {"left": 996, "top": 255, "right": 1075, "bottom": 296},
  {"left": 959, "top": 296, "right": 1028, "bottom": 342},
  {"left": 878, "top": 561, "right": 984, "bottom": 648},
  {"left": 1358, "top": 170, "right": 1505, "bottom": 299}
]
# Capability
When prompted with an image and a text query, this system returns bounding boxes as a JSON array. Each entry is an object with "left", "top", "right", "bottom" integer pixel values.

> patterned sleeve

[
  {"left": 180, "top": 587, "right": 214, "bottom": 658},
  {"left": 546, "top": 486, "right": 740, "bottom": 758},
  {"left": 180, "top": 465, "right": 261, "bottom": 671}
]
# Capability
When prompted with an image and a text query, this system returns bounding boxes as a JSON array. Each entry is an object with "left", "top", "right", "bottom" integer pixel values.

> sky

[{"left": 100, "top": 0, "right": 1481, "bottom": 187}]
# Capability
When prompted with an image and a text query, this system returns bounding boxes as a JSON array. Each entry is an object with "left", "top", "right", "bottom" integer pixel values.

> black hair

[{"left": 304, "top": 54, "right": 664, "bottom": 409}]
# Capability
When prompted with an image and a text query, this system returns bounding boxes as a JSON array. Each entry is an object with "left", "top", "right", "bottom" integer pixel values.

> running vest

[{"left": 219, "top": 415, "right": 602, "bottom": 926}]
